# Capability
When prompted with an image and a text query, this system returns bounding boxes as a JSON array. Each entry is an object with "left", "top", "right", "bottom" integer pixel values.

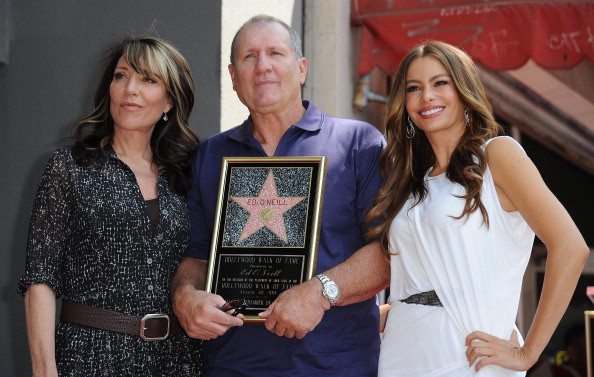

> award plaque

[{"left": 205, "top": 156, "right": 327, "bottom": 322}]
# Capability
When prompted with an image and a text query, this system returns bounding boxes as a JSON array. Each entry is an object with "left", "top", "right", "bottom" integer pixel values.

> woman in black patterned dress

[{"left": 18, "top": 37, "right": 202, "bottom": 376}]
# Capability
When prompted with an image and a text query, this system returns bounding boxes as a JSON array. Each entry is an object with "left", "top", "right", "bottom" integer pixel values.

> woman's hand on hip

[{"left": 465, "top": 330, "right": 536, "bottom": 372}]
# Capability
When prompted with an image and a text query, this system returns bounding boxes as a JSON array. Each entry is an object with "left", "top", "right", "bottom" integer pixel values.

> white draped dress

[{"left": 378, "top": 137, "right": 535, "bottom": 377}]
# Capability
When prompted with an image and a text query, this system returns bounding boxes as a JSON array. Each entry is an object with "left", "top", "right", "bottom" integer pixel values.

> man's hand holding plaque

[
  {"left": 258, "top": 277, "right": 330, "bottom": 339},
  {"left": 172, "top": 260, "right": 244, "bottom": 340}
]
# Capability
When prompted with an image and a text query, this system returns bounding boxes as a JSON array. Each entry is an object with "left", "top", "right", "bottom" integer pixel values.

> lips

[
  {"left": 255, "top": 79, "right": 277, "bottom": 87},
  {"left": 420, "top": 107, "right": 444, "bottom": 117},
  {"left": 419, "top": 106, "right": 445, "bottom": 119},
  {"left": 121, "top": 102, "right": 142, "bottom": 110}
]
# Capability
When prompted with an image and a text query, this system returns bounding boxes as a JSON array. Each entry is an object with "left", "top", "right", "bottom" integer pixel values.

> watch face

[{"left": 326, "top": 284, "right": 339, "bottom": 299}]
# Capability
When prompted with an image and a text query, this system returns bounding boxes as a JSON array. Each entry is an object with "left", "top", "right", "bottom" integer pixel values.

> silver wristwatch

[{"left": 316, "top": 273, "right": 340, "bottom": 305}]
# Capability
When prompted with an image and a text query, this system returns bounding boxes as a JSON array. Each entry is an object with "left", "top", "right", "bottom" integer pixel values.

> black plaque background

[
  {"left": 215, "top": 254, "right": 304, "bottom": 311},
  {"left": 207, "top": 159, "right": 325, "bottom": 321}
]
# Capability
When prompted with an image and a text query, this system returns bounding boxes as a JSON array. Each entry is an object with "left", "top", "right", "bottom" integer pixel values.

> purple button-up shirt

[{"left": 185, "top": 101, "right": 385, "bottom": 377}]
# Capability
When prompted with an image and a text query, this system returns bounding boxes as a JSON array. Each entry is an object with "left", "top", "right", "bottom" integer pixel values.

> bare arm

[
  {"left": 171, "top": 257, "right": 243, "bottom": 340},
  {"left": 325, "top": 241, "right": 390, "bottom": 306},
  {"left": 466, "top": 137, "right": 589, "bottom": 371},
  {"left": 379, "top": 304, "right": 390, "bottom": 333},
  {"left": 259, "top": 241, "right": 390, "bottom": 338},
  {"left": 25, "top": 284, "right": 58, "bottom": 377}
]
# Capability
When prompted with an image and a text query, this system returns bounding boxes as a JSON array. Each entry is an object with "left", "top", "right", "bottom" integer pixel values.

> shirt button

[
  {"left": 148, "top": 285, "right": 153, "bottom": 291},
  {"left": 147, "top": 258, "right": 153, "bottom": 264}
]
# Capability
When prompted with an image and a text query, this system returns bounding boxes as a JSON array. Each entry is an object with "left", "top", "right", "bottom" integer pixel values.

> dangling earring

[
  {"left": 163, "top": 113, "right": 169, "bottom": 122},
  {"left": 406, "top": 116, "right": 415, "bottom": 138},
  {"left": 464, "top": 110, "right": 469, "bottom": 126}
]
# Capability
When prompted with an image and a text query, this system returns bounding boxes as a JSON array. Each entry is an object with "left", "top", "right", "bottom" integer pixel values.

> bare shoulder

[
  {"left": 485, "top": 136, "right": 526, "bottom": 162},
  {"left": 485, "top": 136, "right": 533, "bottom": 180},
  {"left": 484, "top": 137, "right": 540, "bottom": 212}
]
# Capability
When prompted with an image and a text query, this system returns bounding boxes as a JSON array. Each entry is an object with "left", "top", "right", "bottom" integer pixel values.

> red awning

[{"left": 352, "top": 0, "right": 594, "bottom": 74}]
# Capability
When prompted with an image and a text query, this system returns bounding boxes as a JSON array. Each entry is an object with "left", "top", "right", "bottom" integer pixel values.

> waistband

[
  {"left": 399, "top": 290, "right": 443, "bottom": 307},
  {"left": 60, "top": 301, "right": 185, "bottom": 341}
]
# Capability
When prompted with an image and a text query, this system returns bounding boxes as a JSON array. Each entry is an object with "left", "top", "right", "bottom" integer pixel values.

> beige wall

[{"left": 303, "top": 0, "right": 362, "bottom": 121}]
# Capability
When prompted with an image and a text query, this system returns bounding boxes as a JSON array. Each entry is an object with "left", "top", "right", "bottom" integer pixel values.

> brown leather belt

[{"left": 60, "top": 301, "right": 185, "bottom": 341}]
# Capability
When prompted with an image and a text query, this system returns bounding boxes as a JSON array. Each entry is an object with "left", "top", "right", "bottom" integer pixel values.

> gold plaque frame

[
  {"left": 205, "top": 156, "right": 327, "bottom": 322},
  {"left": 587, "top": 311, "right": 594, "bottom": 377}
]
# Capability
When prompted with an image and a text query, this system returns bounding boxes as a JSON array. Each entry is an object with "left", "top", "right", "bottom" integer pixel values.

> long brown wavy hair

[
  {"left": 71, "top": 36, "right": 199, "bottom": 195},
  {"left": 366, "top": 40, "right": 503, "bottom": 257}
]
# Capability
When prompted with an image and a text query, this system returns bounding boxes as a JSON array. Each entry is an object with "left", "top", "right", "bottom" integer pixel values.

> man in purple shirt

[{"left": 171, "top": 14, "right": 390, "bottom": 376}]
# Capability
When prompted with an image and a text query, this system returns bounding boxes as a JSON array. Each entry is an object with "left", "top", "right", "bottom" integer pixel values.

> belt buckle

[{"left": 140, "top": 313, "right": 170, "bottom": 341}]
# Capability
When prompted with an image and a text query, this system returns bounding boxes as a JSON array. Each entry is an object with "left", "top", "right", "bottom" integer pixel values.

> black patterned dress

[{"left": 18, "top": 147, "right": 202, "bottom": 376}]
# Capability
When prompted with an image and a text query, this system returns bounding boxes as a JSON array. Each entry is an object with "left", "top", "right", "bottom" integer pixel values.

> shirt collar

[
  {"left": 228, "top": 100, "right": 323, "bottom": 144},
  {"left": 105, "top": 145, "right": 118, "bottom": 159}
]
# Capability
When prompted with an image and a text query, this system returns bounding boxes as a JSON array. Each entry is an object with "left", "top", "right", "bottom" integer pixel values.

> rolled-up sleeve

[{"left": 18, "top": 150, "right": 72, "bottom": 297}]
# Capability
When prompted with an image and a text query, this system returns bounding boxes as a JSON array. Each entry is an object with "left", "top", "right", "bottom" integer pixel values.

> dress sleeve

[{"left": 17, "top": 149, "right": 73, "bottom": 297}]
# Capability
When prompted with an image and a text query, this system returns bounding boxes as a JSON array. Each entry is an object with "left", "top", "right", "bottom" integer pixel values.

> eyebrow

[
  {"left": 243, "top": 43, "right": 289, "bottom": 52},
  {"left": 115, "top": 65, "right": 155, "bottom": 78},
  {"left": 406, "top": 73, "right": 450, "bottom": 85}
]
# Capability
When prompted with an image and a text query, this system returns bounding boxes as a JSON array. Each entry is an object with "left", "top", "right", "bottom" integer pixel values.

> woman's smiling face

[{"left": 405, "top": 55, "right": 465, "bottom": 140}]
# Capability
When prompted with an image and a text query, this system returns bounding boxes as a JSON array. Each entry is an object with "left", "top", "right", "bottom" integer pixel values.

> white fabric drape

[{"left": 379, "top": 137, "right": 535, "bottom": 377}]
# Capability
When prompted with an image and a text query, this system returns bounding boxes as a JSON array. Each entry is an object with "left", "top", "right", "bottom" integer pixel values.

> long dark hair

[
  {"left": 71, "top": 36, "right": 199, "bottom": 195},
  {"left": 366, "top": 41, "right": 503, "bottom": 257}
]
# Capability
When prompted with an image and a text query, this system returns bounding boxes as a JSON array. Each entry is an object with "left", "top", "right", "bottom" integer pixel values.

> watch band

[{"left": 316, "top": 273, "right": 332, "bottom": 285}]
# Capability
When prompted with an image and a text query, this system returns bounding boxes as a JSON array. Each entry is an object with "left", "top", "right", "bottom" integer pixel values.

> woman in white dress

[{"left": 366, "top": 41, "right": 589, "bottom": 376}]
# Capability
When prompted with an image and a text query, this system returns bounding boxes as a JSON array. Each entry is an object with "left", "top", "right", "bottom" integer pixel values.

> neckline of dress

[{"left": 425, "top": 167, "right": 446, "bottom": 181}]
